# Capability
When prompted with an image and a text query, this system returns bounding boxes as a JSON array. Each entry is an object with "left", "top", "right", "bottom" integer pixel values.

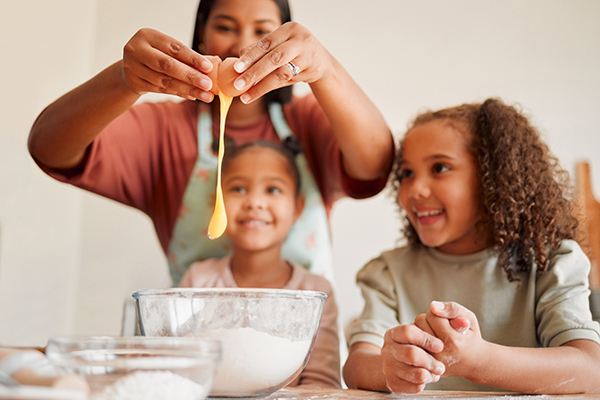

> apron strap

[
  {"left": 197, "top": 103, "right": 218, "bottom": 166},
  {"left": 268, "top": 102, "right": 293, "bottom": 141}
]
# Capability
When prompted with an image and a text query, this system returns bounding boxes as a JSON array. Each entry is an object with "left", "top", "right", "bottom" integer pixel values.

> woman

[{"left": 28, "top": 0, "right": 394, "bottom": 285}]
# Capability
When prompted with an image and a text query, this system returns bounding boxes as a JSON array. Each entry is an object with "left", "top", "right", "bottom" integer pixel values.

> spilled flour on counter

[
  {"left": 93, "top": 370, "right": 206, "bottom": 400},
  {"left": 203, "top": 327, "right": 311, "bottom": 395}
]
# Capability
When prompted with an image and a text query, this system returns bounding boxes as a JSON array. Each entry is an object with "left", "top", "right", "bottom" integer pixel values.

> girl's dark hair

[
  {"left": 222, "top": 139, "right": 302, "bottom": 196},
  {"left": 391, "top": 98, "right": 579, "bottom": 281},
  {"left": 192, "top": 0, "right": 293, "bottom": 104}
]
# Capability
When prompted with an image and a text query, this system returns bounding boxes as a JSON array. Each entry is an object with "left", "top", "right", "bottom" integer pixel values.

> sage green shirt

[{"left": 348, "top": 240, "right": 600, "bottom": 391}]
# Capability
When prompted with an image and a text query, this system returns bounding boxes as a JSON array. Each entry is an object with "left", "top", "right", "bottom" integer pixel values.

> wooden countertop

[{"left": 265, "top": 388, "right": 600, "bottom": 399}]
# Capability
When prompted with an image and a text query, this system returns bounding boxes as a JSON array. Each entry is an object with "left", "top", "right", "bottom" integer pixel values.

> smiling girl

[
  {"left": 179, "top": 140, "right": 340, "bottom": 388},
  {"left": 343, "top": 98, "right": 600, "bottom": 394}
]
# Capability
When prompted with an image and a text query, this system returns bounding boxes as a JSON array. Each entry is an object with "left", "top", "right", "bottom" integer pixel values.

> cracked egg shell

[
  {"left": 204, "top": 55, "right": 221, "bottom": 95},
  {"left": 217, "top": 57, "right": 248, "bottom": 97}
]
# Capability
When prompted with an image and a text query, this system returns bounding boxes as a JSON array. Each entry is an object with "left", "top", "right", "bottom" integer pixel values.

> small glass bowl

[{"left": 46, "top": 336, "right": 221, "bottom": 400}]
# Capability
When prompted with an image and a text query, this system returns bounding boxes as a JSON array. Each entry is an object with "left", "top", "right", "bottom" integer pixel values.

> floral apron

[{"left": 167, "top": 102, "right": 334, "bottom": 286}]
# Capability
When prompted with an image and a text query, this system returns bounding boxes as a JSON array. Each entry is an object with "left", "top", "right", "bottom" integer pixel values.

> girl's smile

[
  {"left": 412, "top": 206, "right": 445, "bottom": 225},
  {"left": 237, "top": 217, "right": 271, "bottom": 228},
  {"left": 398, "top": 120, "right": 485, "bottom": 254}
]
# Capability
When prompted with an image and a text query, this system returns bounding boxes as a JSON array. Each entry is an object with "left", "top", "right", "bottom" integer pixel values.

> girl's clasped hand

[
  {"left": 119, "top": 21, "right": 331, "bottom": 104},
  {"left": 382, "top": 301, "right": 478, "bottom": 393}
]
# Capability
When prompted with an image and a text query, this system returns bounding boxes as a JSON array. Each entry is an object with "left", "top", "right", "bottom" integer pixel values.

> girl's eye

[
  {"left": 267, "top": 187, "right": 281, "bottom": 194},
  {"left": 397, "top": 168, "right": 413, "bottom": 180},
  {"left": 230, "top": 186, "right": 246, "bottom": 194},
  {"left": 256, "top": 29, "right": 271, "bottom": 36},
  {"left": 433, "top": 163, "right": 450, "bottom": 174}
]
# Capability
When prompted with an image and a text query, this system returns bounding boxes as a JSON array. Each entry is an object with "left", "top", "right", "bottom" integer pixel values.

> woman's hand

[
  {"left": 217, "top": 22, "right": 393, "bottom": 182},
  {"left": 381, "top": 324, "right": 446, "bottom": 394},
  {"left": 29, "top": 28, "right": 220, "bottom": 169},
  {"left": 228, "top": 22, "right": 334, "bottom": 104},
  {"left": 121, "top": 28, "right": 217, "bottom": 102}
]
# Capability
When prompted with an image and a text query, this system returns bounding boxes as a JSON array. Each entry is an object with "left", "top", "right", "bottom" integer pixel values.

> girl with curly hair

[{"left": 343, "top": 98, "right": 600, "bottom": 394}]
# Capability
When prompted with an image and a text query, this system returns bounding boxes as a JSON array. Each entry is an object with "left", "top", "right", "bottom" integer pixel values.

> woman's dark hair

[
  {"left": 222, "top": 139, "right": 302, "bottom": 197},
  {"left": 391, "top": 98, "right": 579, "bottom": 281},
  {"left": 192, "top": 0, "right": 293, "bottom": 104}
]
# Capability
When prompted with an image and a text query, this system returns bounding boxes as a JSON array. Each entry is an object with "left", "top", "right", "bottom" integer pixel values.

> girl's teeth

[
  {"left": 245, "top": 220, "right": 266, "bottom": 226},
  {"left": 415, "top": 210, "right": 442, "bottom": 218}
]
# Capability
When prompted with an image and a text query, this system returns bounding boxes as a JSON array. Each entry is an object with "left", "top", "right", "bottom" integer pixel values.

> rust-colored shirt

[{"left": 36, "top": 94, "right": 388, "bottom": 253}]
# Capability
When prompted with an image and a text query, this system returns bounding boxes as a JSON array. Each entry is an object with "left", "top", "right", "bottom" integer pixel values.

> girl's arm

[
  {"left": 28, "top": 28, "right": 215, "bottom": 169},
  {"left": 228, "top": 22, "right": 394, "bottom": 181},
  {"left": 343, "top": 343, "right": 388, "bottom": 391},
  {"left": 468, "top": 339, "right": 600, "bottom": 394},
  {"left": 423, "top": 301, "right": 600, "bottom": 394}
]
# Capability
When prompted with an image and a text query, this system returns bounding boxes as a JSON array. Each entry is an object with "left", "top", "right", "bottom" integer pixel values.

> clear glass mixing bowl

[{"left": 133, "top": 288, "right": 326, "bottom": 398}]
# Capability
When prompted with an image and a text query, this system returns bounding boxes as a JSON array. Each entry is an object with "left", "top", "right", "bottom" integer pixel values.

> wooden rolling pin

[{"left": 576, "top": 161, "right": 600, "bottom": 289}]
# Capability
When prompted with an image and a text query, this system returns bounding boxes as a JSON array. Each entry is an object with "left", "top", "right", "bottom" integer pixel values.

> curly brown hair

[{"left": 391, "top": 98, "right": 579, "bottom": 281}]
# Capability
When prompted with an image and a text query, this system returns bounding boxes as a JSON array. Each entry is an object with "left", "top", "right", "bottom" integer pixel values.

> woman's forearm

[
  {"left": 28, "top": 61, "right": 140, "bottom": 169},
  {"left": 309, "top": 56, "right": 393, "bottom": 181}
]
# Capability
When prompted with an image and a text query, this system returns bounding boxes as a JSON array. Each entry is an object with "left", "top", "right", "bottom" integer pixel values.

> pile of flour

[
  {"left": 204, "top": 326, "right": 311, "bottom": 396},
  {"left": 93, "top": 370, "right": 206, "bottom": 400}
]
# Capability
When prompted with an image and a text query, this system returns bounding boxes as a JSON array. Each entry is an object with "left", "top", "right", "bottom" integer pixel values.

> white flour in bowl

[
  {"left": 93, "top": 370, "right": 206, "bottom": 400},
  {"left": 203, "top": 326, "right": 311, "bottom": 395}
]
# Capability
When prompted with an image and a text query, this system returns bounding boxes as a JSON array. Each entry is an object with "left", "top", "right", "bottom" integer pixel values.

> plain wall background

[{"left": 1, "top": 0, "right": 599, "bottom": 347}]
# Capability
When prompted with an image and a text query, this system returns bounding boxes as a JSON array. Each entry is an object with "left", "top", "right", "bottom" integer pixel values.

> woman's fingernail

[
  {"left": 234, "top": 61, "right": 246, "bottom": 72},
  {"left": 432, "top": 301, "right": 445, "bottom": 311},
  {"left": 200, "top": 78, "right": 212, "bottom": 91},
  {"left": 201, "top": 60, "right": 212, "bottom": 71},
  {"left": 200, "top": 92, "right": 212, "bottom": 102},
  {"left": 233, "top": 78, "right": 246, "bottom": 91},
  {"left": 240, "top": 94, "right": 251, "bottom": 104}
]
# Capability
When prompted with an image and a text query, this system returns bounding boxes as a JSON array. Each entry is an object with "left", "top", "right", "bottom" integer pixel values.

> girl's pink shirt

[{"left": 180, "top": 255, "right": 341, "bottom": 388}]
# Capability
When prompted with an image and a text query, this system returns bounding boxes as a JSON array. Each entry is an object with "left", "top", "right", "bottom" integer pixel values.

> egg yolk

[
  {"left": 206, "top": 57, "right": 251, "bottom": 240},
  {"left": 207, "top": 91, "right": 233, "bottom": 240}
]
